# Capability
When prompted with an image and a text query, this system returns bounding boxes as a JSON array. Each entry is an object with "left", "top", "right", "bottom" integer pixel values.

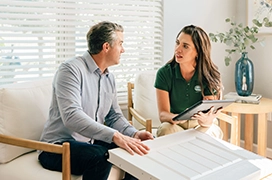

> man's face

[{"left": 106, "top": 31, "right": 125, "bottom": 66}]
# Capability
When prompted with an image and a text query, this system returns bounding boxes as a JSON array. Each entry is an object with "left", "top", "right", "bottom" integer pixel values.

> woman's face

[{"left": 174, "top": 32, "right": 197, "bottom": 64}]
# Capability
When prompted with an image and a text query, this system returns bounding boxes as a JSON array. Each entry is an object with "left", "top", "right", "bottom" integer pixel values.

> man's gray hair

[{"left": 86, "top": 21, "right": 123, "bottom": 54}]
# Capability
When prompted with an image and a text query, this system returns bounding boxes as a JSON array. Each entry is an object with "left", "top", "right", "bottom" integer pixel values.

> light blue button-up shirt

[{"left": 40, "top": 51, "right": 137, "bottom": 144}]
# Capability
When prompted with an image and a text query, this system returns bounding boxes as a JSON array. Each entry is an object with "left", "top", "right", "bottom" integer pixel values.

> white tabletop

[{"left": 108, "top": 129, "right": 272, "bottom": 180}]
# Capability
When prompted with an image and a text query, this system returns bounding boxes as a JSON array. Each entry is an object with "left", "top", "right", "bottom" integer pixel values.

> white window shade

[{"left": 0, "top": 0, "right": 163, "bottom": 103}]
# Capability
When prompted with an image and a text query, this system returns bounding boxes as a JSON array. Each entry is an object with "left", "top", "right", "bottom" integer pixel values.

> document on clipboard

[{"left": 172, "top": 99, "right": 234, "bottom": 121}]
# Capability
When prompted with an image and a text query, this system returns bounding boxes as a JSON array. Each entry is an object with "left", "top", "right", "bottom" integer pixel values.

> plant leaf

[
  {"left": 252, "top": 19, "right": 262, "bottom": 27},
  {"left": 264, "top": 21, "right": 272, "bottom": 27},
  {"left": 208, "top": 16, "right": 272, "bottom": 66},
  {"left": 225, "top": 56, "right": 231, "bottom": 66}
]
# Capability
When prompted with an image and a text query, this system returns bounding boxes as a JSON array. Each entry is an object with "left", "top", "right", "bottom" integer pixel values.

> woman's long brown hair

[{"left": 167, "top": 25, "right": 222, "bottom": 98}]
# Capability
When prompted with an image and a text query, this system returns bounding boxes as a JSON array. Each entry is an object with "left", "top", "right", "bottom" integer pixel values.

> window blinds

[{"left": 0, "top": 0, "right": 163, "bottom": 103}]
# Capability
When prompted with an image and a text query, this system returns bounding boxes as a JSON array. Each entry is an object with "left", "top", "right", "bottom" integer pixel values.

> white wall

[
  {"left": 163, "top": 0, "right": 237, "bottom": 94},
  {"left": 164, "top": 0, "right": 272, "bottom": 153},
  {"left": 236, "top": 0, "right": 272, "bottom": 150}
]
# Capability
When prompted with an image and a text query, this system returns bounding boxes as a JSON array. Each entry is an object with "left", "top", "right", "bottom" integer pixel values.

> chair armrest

[
  {"left": 217, "top": 112, "right": 235, "bottom": 124},
  {"left": 129, "top": 107, "right": 152, "bottom": 133},
  {"left": 216, "top": 112, "right": 238, "bottom": 145},
  {"left": 0, "top": 134, "right": 71, "bottom": 180}
]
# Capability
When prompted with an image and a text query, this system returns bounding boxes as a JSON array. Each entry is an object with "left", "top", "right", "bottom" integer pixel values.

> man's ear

[{"left": 103, "top": 42, "right": 110, "bottom": 52}]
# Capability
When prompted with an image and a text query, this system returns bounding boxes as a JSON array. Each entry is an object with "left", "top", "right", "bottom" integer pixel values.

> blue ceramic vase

[{"left": 235, "top": 52, "right": 254, "bottom": 96}]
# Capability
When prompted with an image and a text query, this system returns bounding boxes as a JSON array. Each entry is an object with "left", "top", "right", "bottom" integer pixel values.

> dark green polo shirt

[{"left": 154, "top": 63, "right": 212, "bottom": 114}]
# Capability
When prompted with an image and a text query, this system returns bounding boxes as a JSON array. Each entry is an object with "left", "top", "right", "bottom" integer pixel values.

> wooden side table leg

[
  {"left": 244, "top": 114, "right": 254, "bottom": 152},
  {"left": 258, "top": 113, "right": 267, "bottom": 157},
  {"left": 232, "top": 112, "right": 241, "bottom": 146},
  {"left": 219, "top": 120, "right": 228, "bottom": 142}
]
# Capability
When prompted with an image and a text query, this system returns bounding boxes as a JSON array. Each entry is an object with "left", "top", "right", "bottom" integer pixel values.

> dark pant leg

[
  {"left": 38, "top": 140, "right": 112, "bottom": 180},
  {"left": 93, "top": 139, "right": 118, "bottom": 149},
  {"left": 93, "top": 140, "right": 138, "bottom": 180},
  {"left": 123, "top": 173, "right": 138, "bottom": 180}
]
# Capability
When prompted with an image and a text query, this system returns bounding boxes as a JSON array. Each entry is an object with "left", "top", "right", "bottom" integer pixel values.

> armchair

[
  {"left": 127, "top": 71, "right": 238, "bottom": 145},
  {"left": 127, "top": 71, "right": 160, "bottom": 136}
]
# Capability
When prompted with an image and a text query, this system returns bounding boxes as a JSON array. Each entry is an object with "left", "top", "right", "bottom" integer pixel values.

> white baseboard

[{"left": 240, "top": 140, "right": 272, "bottom": 159}]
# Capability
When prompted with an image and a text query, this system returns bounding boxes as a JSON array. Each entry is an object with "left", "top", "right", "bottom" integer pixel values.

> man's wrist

[
  {"left": 112, "top": 131, "right": 121, "bottom": 142},
  {"left": 133, "top": 131, "right": 140, "bottom": 139}
]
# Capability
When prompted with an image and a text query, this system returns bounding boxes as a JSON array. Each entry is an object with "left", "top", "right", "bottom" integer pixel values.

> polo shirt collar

[{"left": 173, "top": 63, "right": 198, "bottom": 82}]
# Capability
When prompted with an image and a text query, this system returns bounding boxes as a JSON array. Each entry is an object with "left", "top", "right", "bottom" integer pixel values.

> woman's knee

[
  {"left": 156, "top": 122, "right": 184, "bottom": 137},
  {"left": 195, "top": 124, "right": 223, "bottom": 139}
]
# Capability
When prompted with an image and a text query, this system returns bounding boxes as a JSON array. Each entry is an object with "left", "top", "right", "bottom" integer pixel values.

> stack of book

[{"left": 223, "top": 92, "right": 262, "bottom": 104}]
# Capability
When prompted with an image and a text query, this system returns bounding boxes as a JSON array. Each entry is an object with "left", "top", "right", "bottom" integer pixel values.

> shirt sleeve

[
  {"left": 154, "top": 65, "right": 172, "bottom": 92},
  {"left": 104, "top": 104, "right": 137, "bottom": 138},
  {"left": 104, "top": 74, "right": 138, "bottom": 138}
]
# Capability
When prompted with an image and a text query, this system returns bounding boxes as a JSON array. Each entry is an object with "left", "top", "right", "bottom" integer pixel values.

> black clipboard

[{"left": 172, "top": 99, "right": 234, "bottom": 121}]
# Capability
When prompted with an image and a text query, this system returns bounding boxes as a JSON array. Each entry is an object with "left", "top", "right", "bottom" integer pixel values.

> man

[{"left": 39, "top": 21, "right": 153, "bottom": 180}]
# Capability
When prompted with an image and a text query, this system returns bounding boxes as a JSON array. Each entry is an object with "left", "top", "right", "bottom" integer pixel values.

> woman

[{"left": 155, "top": 25, "right": 223, "bottom": 138}]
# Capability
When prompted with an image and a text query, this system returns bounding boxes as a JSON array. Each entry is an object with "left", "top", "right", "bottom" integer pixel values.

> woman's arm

[{"left": 156, "top": 89, "right": 186, "bottom": 124}]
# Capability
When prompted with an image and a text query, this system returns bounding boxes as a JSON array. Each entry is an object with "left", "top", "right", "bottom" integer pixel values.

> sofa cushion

[
  {"left": 0, "top": 79, "right": 53, "bottom": 163},
  {"left": 133, "top": 71, "right": 160, "bottom": 133},
  {"left": 0, "top": 151, "right": 81, "bottom": 180},
  {"left": 0, "top": 151, "right": 123, "bottom": 180}
]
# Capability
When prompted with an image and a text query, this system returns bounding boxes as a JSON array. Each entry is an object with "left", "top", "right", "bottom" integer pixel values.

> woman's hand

[
  {"left": 191, "top": 106, "right": 221, "bottom": 127},
  {"left": 112, "top": 131, "right": 151, "bottom": 156}
]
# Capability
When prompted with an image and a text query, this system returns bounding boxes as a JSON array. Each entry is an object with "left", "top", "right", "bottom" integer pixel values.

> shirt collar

[
  {"left": 173, "top": 63, "right": 198, "bottom": 82},
  {"left": 83, "top": 51, "right": 109, "bottom": 75}
]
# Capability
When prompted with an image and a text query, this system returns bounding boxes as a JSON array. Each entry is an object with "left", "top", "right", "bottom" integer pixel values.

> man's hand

[{"left": 112, "top": 131, "right": 151, "bottom": 156}]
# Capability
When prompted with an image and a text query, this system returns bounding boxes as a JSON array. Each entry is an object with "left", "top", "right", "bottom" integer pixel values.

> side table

[{"left": 222, "top": 97, "right": 272, "bottom": 157}]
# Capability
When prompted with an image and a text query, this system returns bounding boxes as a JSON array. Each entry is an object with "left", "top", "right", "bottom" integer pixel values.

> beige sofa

[{"left": 0, "top": 78, "right": 124, "bottom": 180}]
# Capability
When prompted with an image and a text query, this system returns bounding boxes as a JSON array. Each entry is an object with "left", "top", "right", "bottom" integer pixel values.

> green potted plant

[
  {"left": 209, "top": 18, "right": 272, "bottom": 66},
  {"left": 209, "top": 18, "right": 272, "bottom": 96}
]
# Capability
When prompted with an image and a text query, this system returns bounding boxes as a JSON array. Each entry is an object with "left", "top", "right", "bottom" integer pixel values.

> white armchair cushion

[
  {"left": 0, "top": 79, "right": 52, "bottom": 163},
  {"left": 133, "top": 71, "right": 160, "bottom": 133}
]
